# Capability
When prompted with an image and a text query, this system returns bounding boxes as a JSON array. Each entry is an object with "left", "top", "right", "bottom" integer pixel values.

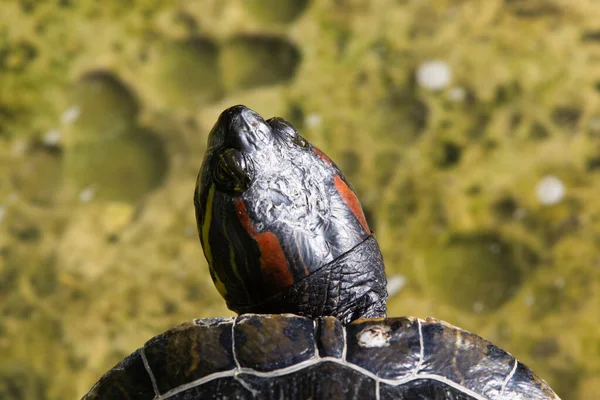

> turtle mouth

[{"left": 218, "top": 105, "right": 274, "bottom": 152}]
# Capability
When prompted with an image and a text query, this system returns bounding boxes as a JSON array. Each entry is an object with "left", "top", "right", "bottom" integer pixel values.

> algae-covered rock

[
  {"left": 10, "top": 146, "right": 62, "bottom": 206},
  {"left": 243, "top": 0, "right": 310, "bottom": 24},
  {"left": 422, "top": 232, "right": 538, "bottom": 313},
  {"left": 0, "top": 364, "right": 47, "bottom": 400},
  {"left": 146, "top": 38, "right": 223, "bottom": 110},
  {"left": 62, "top": 127, "right": 167, "bottom": 202},
  {"left": 220, "top": 35, "right": 301, "bottom": 92},
  {"left": 66, "top": 71, "right": 139, "bottom": 144}
]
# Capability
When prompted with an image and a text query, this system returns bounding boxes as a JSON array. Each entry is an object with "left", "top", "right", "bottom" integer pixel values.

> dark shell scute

[
  {"left": 167, "top": 362, "right": 375, "bottom": 399},
  {"left": 83, "top": 315, "right": 560, "bottom": 399},
  {"left": 82, "top": 350, "right": 155, "bottom": 400},
  {"left": 380, "top": 378, "right": 478, "bottom": 400},
  {"left": 501, "top": 362, "right": 559, "bottom": 400},
  {"left": 316, "top": 316, "right": 345, "bottom": 359},
  {"left": 345, "top": 317, "right": 421, "bottom": 379},
  {"left": 234, "top": 314, "right": 315, "bottom": 371},
  {"left": 418, "top": 318, "right": 514, "bottom": 398},
  {"left": 142, "top": 318, "right": 235, "bottom": 394},
  {"left": 165, "top": 376, "right": 247, "bottom": 400}
]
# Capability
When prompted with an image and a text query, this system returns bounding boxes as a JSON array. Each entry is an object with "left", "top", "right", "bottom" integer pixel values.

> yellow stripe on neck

[
  {"left": 202, "top": 184, "right": 227, "bottom": 297},
  {"left": 202, "top": 184, "right": 215, "bottom": 265}
]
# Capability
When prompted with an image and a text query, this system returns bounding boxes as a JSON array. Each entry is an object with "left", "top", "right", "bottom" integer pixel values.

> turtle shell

[{"left": 83, "top": 314, "right": 559, "bottom": 400}]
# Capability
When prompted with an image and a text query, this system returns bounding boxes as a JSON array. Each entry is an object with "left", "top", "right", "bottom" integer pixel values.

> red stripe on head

[
  {"left": 312, "top": 148, "right": 332, "bottom": 166},
  {"left": 254, "top": 231, "right": 293, "bottom": 294},
  {"left": 333, "top": 175, "right": 370, "bottom": 234},
  {"left": 235, "top": 198, "right": 255, "bottom": 234},
  {"left": 235, "top": 198, "right": 294, "bottom": 295}
]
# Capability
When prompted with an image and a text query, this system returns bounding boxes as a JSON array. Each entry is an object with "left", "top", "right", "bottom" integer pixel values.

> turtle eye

[
  {"left": 268, "top": 117, "right": 309, "bottom": 148},
  {"left": 295, "top": 135, "right": 308, "bottom": 148},
  {"left": 213, "top": 148, "right": 254, "bottom": 193}
]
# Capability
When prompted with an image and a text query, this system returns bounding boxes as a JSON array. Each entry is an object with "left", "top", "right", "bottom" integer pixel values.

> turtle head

[{"left": 195, "top": 105, "right": 386, "bottom": 323}]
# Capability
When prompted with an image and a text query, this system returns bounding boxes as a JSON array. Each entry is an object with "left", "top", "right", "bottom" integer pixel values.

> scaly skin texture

[
  {"left": 195, "top": 105, "right": 387, "bottom": 323},
  {"left": 234, "top": 236, "right": 387, "bottom": 324}
]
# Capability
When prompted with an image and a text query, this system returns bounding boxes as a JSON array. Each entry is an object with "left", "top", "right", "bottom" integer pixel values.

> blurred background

[{"left": 1, "top": 0, "right": 599, "bottom": 399}]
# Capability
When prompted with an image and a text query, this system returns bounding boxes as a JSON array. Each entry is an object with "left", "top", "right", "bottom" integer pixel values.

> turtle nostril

[{"left": 240, "top": 108, "right": 264, "bottom": 125}]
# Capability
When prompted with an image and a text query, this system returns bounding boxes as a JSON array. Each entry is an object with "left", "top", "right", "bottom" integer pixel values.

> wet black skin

[{"left": 195, "top": 105, "right": 387, "bottom": 324}]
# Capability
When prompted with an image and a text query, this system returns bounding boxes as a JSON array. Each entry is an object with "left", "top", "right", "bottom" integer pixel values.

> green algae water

[{"left": 1, "top": 1, "right": 599, "bottom": 398}]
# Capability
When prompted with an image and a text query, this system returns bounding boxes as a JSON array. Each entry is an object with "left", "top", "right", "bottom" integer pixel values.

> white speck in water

[
  {"left": 524, "top": 295, "right": 535, "bottom": 307},
  {"left": 386, "top": 275, "right": 407, "bottom": 297},
  {"left": 473, "top": 301, "right": 484, "bottom": 313},
  {"left": 357, "top": 326, "right": 391, "bottom": 348},
  {"left": 554, "top": 277, "right": 565, "bottom": 289},
  {"left": 79, "top": 187, "right": 95, "bottom": 203},
  {"left": 305, "top": 113, "right": 322, "bottom": 128},
  {"left": 535, "top": 175, "right": 565, "bottom": 205},
  {"left": 61, "top": 106, "right": 81, "bottom": 124},
  {"left": 43, "top": 129, "right": 61, "bottom": 146},
  {"left": 448, "top": 86, "right": 466, "bottom": 101},
  {"left": 416, "top": 60, "right": 452, "bottom": 91},
  {"left": 513, "top": 207, "right": 527, "bottom": 220}
]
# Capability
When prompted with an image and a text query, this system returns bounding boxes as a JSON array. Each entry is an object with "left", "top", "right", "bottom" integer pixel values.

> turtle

[{"left": 83, "top": 105, "right": 560, "bottom": 400}]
